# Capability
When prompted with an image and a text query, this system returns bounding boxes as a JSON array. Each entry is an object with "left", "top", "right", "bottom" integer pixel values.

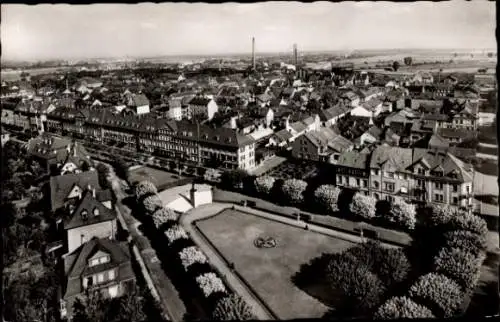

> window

[
  {"left": 434, "top": 182, "right": 443, "bottom": 190},
  {"left": 417, "top": 168, "right": 425, "bottom": 175},
  {"left": 385, "top": 171, "right": 394, "bottom": 178},
  {"left": 362, "top": 180, "right": 368, "bottom": 188},
  {"left": 108, "top": 270, "right": 115, "bottom": 280},
  {"left": 453, "top": 184, "right": 458, "bottom": 192},
  {"left": 99, "top": 256, "right": 109, "bottom": 264},
  {"left": 434, "top": 194, "right": 444, "bottom": 202},
  {"left": 452, "top": 197, "right": 458, "bottom": 205},
  {"left": 416, "top": 179, "right": 424, "bottom": 187},
  {"left": 371, "top": 169, "right": 380, "bottom": 176},
  {"left": 337, "top": 176, "right": 342, "bottom": 184},
  {"left": 356, "top": 179, "right": 360, "bottom": 187},
  {"left": 81, "top": 210, "right": 88, "bottom": 220},
  {"left": 373, "top": 181, "right": 380, "bottom": 189},
  {"left": 384, "top": 182, "right": 395, "bottom": 192},
  {"left": 97, "top": 273, "right": 104, "bottom": 283},
  {"left": 93, "top": 207, "right": 100, "bottom": 216},
  {"left": 400, "top": 186, "right": 408, "bottom": 194},
  {"left": 466, "top": 185, "right": 470, "bottom": 194}
]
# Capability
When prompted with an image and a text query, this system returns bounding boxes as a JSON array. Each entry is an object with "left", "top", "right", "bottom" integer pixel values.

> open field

[
  {"left": 196, "top": 208, "right": 355, "bottom": 319},
  {"left": 127, "top": 166, "right": 187, "bottom": 190}
]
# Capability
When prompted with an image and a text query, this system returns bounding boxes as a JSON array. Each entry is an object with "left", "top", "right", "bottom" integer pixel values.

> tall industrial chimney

[
  {"left": 293, "top": 44, "right": 298, "bottom": 66},
  {"left": 252, "top": 37, "right": 256, "bottom": 70}
]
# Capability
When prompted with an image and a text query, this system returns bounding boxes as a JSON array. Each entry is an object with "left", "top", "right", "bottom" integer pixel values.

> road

[{"left": 104, "top": 163, "right": 187, "bottom": 322}]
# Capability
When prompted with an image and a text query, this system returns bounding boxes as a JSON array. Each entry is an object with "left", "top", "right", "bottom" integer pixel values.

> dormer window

[
  {"left": 93, "top": 207, "right": 100, "bottom": 216},
  {"left": 81, "top": 210, "right": 88, "bottom": 220},
  {"left": 88, "top": 255, "right": 110, "bottom": 267}
]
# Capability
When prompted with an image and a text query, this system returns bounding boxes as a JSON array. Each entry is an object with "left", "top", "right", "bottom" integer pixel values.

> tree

[
  {"left": 152, "top": 207, "right": 178, "bottom": 229},
  {"left": 179, "top": 246, "right": 208, "bottom": 270},
  {"left": 408, "top": 273, "right": 464, "bottom": 318},
  {"left": 403, "top": 57, "right": 413, "bottom": 66},
  {"left": 114, "top": 157, "right": 129, "bottom": 179},
  {"left": 142, "top": 195, "right": 163, "bottom": 213},
  {"left": 313, "top": 185, "right": 341, "bottom": 214},
  {"left": 424, "top": 203, "right": 457, "bottom": 228},
  {"left": 164, "top": 225, "right": 189, "bottom": 245},
  {"left": 326, "top": 253, "right": 386, "bottom": 313},
  {"left": 220, "top": 169, "right": 249, "bottom": 190},
  {"left": 135, "top": 180, "right": 158, "bottom": 200},
  {"left": 281, "top": 179, "right": 308, "bottom": 205},
  {"left": 196, "top": 272, "right": 227, "bottom": 298},
  {"left": 392, "top": 61, "right": 400, "bottom": 71},
  {"left": 375, "top": 296, "right": 435, "bottom": 319},
  {"left": 449, "top": 212, "right": 488, "bottom": 238},
  {"left": 385, "top": 199, "right": 416, "bottom": 230},
  {"left": 433, "top": 247, "right": 484, "bottom": 291},
  {"left": 96, "top": 163, "right": 110, "bottom": 189},
  {"left": 350, "top": 193, "right": 376, "bottom": 220},
  {"left": 212, "top": 294, "right": 256, "bottom": 321},
  {"left": 376, "top": 248, "right": 411, "bottom": 286},
  {"left": 443, "top": 230, "right": 487, "bottom": 256},
  {"left": 254, "top": 175, "right": 276, "bottom": 196}
]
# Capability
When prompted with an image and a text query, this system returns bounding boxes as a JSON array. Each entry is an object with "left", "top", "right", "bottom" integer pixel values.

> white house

[
  {"left": 168, "top": 98, "right": 183, "bottom": 121},
  {"left": 351, "top": 98, "right": 384, "bottom": 118},
  {"left": 187, "top": 96, "right": 218, "bottom": 121},
  {"left": 127, "top": 94, "right": 150, "bottom": 115}
]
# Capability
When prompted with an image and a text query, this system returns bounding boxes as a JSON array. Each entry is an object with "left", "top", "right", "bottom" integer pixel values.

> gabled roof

[
  {"left": 64, "top": 238, "right": 133, "bottom": 299},
  {"left": 50, "top": 171, "right": 100, "bottom": 212},
  {"left": 188, "top": 96, "right": 213, "bottom": 106},
  {"left": 273, "top": 128, "right": 293, "bottom": 142},
  {"left": 337, "top": 151, "right": 370, "bottom": 169},
  {"left": 130, "top": 94, "right": 150, "bottom": 107},
  {"left": 370, "top": 146, "right": 413, "bottom": 171},
  {"left": 411, "top": 148, "right": 473, "bottom": 181},
  {"left": 364, "top": 125, "right": 383, "bottom": 140},
  {"left": 289, "top": 121, "right": 307, "bottom": 133},
  {"left": 64, "top": 190, "right": 116, "bottom": 230}
]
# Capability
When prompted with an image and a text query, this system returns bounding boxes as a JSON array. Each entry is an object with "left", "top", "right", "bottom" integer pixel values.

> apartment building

[{"left": 334, "top": 146, "right": 474, "bottom": 209}]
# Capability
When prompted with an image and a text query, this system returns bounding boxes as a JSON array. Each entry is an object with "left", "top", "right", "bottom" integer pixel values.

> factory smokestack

[
  {"left": 293, "top": 44, "right": 298, "bottom": 66},
  {"left": 252, "top": 37, "right": 256, "bottom": 70}
]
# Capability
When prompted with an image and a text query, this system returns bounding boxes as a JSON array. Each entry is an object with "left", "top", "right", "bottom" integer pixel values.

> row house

[
  {"left": 335, "top": 151, "right": 370, "bottom": 195},
  {"left": 292, "top": 127, "right": 353, "bottom": 163},
  {"left": 187, "top": 96, "right": 219, "bottom": 121}
]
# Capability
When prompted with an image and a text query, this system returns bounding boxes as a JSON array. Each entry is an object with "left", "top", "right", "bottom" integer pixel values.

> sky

[{"left": 1, "top": 1, "right": 496, "bottom": 61}]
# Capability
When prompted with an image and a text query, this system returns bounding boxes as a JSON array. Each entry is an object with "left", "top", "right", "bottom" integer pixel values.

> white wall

[
  {"left": 67, "top": 220, "right": 116, "bottom": 253},
  {"left": 136, "top": 105, "right": 150, "bottom": 115}
]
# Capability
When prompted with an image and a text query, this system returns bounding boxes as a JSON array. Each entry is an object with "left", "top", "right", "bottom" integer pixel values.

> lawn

[
  {"left": 128, "top": 166, "right": 187, "bottom": 190},
  {"left": 196, "top": 209, "right": 355, "bottom": 319},
  {"left": 266, "top": 160, "right": 320, "bottom": 180}
]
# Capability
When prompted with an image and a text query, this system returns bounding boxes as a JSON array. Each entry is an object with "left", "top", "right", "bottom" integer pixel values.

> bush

[
  {"left": 375, "top": 296, "right": 435, "bottom": 319},
  {"left": 135, "top": 180, "right": 157, "bottom": 199},
  {"left": 313, "top": 185, "right": 341, "bottom": 214},
  {"left": 349, "top": 193, "right": 376, "bottom": 220},
  {"left": 142, "top": 195, "right": 163, "bottom": 213},
  {"left": 212, "top": 295, "right": 256, "bottom": 321},
  {"left": 196, "top": 273, "right": 227, "bottom": 298},
  {"left": 425, "top": 204, "right": 457, "bottom": 228},
  {"left": 433, "top": 247, "right": 484, "bottom": 291},
  {"left": 179, "top": 246, "right": 208, "bottom": 270},
  {"left": 164, "top": 225, "right": 189, "bottom": 245},
  {"left": 254, "top": 175, "right": 276, "bottom": 196},
  {"left": 443, "top": 230, "right": 487, "bottom": 256},
  {"left": 281, "top": 179, "right": 308, "bottom": 205},
  {"left": 326, "top": 253, "right": 386, "bottom": 312},
  {"left": 376, "top": 248, "right": 411, "bottom": 286},
  {"left": 408, "top": 273, "right": 464, "bottom": 317},
  {"left": 152, "top": 207, "right": 178, "bottom": 229},
  {"left": 385, "top": 199, "right": 416, "bottom": 230},
  {"left": 449, "top": 212, "right": 488, "bottom": 238}
]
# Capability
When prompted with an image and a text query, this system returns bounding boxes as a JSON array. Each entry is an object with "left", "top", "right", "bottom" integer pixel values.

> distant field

[
  {"left": 196, "top": 208, "right": 355, "bottom": 319},
  {"left": 1, "top": 67, "right": 73, "bottom": 81}
]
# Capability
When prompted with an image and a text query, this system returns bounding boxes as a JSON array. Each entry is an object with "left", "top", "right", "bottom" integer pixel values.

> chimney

[
  {"left": 252, "top": 37, "right": 256, "bottom": 70},
  {"left": 73, "top": 142, "right": 77, "bottom": 157},
  {"left": 92, "top": 188, "right": 96, "bottom": 198},
  {"left": 293, "top": 43, "right": 298, "bottom": 66},
  {"left": 230, "top": 116, "right": 237, "bottom": 130}
]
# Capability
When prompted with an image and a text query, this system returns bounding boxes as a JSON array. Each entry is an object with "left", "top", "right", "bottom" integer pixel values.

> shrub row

[
  {"left": 253, "top": 176, "right": 416, "bottom": 231},
  {"left": 374, "top": 205, "right": 488, "bottom": 319},
  {"left": 135, "top": 180, "right": 256, "bottom": 320}
]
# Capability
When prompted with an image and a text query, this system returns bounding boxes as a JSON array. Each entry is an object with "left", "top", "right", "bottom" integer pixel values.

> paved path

[
  {"left": 180, "top": 203, "right": 276, "bottom": 320},
  {"left": 104, "top": 164, "right": 187, "bottom": 322}
]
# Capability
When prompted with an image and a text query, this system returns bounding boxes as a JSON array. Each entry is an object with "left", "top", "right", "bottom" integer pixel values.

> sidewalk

[{"left": 106, "top": 165, "right": 187, "bottom": 322}]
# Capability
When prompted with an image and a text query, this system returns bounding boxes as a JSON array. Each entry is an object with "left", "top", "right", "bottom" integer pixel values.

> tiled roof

[
  {"left": 50, "top": 171, "right": 100, "bottom": 212},
  {"left": 370, "top": 146, "right": 413, "bottom": 171},
  {"left": 337, "top": 151, "right": 370, "bottom": 169},
  {"left": 177, "top": 121, "right": 254, "bottom": 147},
  {"left": 130, "top": 94, "right": 150, "bottom": 107},
  {"left": 273, "top": 129, "right": 293, "bottom": 142},
  {"left": 411, "top": 148, "right": 473, "bottom": 182},
  {"left": 64, "top": 190, "right": 116, "bottom": 230},
  {"left": 188, "top": 96, "right": 212, "bottom": 106},
  {"left": 437, "top": 128, "right": 476, "bottom": 139},
  {"left": 289, "top": 121, "right": 307, "bottom": 133}
]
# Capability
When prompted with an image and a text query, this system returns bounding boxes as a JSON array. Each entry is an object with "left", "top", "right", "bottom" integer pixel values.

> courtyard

[
  {"left": 127, "top": 166, "right": 188, "bottom": 190},
  {"left": 266, "top": 159, "right": 320, "bottom": 180},
  {"left": 195, "top": 208, "right": 355, "bottom": 319}
]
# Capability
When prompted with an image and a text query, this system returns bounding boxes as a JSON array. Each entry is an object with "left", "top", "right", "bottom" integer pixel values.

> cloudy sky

[{"left": 1, "top": 1, "right": 496, "bottom": 61}]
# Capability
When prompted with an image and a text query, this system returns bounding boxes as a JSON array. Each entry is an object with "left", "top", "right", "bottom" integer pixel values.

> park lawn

[
  {"left": 127, "top": 166, "right": 186, "bottom": 190},
  {"left": 196, "top": 208, "right": 355, "bottom": 319}
]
